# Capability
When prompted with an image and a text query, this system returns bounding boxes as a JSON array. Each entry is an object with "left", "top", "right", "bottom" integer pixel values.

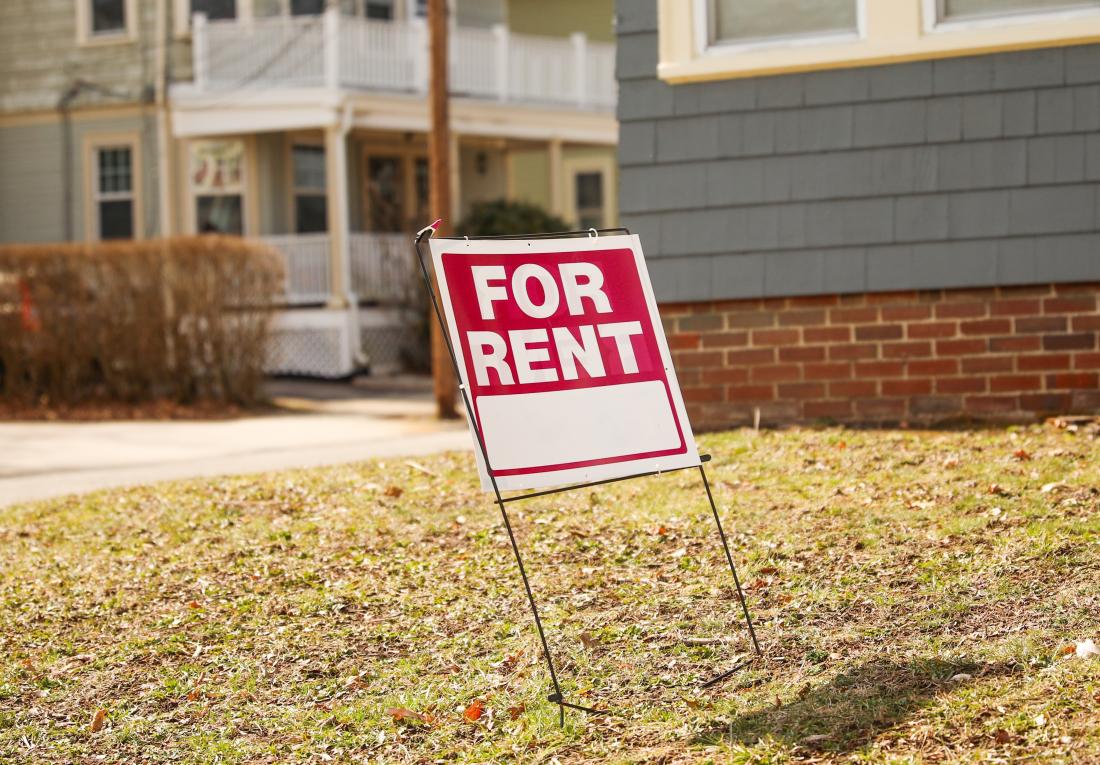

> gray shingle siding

[{"left": 615, "top": 0, "right": 1100, "bottom": 302}]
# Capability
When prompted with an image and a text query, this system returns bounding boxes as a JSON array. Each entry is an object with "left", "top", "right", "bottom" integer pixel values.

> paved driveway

[{"left": 0, "top": 379, "right": 470, "bottom": 507}]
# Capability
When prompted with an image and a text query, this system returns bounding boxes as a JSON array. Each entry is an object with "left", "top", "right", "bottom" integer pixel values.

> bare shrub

[{"left": 0, "top": 236, "right": 283, "bottom": 407}]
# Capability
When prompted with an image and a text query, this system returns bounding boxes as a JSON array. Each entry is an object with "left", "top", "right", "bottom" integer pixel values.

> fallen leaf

[
  {"left": 747, "top": 578, "right": 768, "bottom": 591},
  {"left": 950, "top": 673, "right": 973, "bottom": 682},
  {"left": 1061, "top": 644, "right": 1077, "bottom": 656},
  {"left": 186, "top": 688, "right": 202, "bottom": 701},
  {"left": 988, "top": 483, "right": 1008, "bottom": 496},
  {"left": 579, "top": 632, "right": 599, "bottom": 650},
  {"left": 187, "top": 600, "right": 201, "bottom": 609},
  {"left": 1041, "top": 482, "right": 1067, "bottom": 494},
  {"left": 404, "top": 460, "right": 437, "bottom": 476},
  {"left": 1033, "top": 713, "right": 1046, "bottom": 727},
  {"left": 684, "top": 698, "right": 700, "bottom": 710},
  {"left": 387, "top": 707, "right": 427, "bottom": 726},
  {"left": 801, "top": 734, "right": 830, "bottom": 746},
  {"left": 758, "top": 566, "right": 779, "bottom": 575},
  {"left": 507, "top": 703, "right": 526, "bottom": 720},
  {"left": 1013, "top": 448, "right": 1031, "bottom": 461},
  {"left": 993, "top": 728, "right": 1014, "bottom": 744},
  {"left": 384, "top": 485, "right": 404, "bottom": 499},
  {"left": 463, "top": 699, "right": 484, "bottom": 722},
  {"left": 89, "top": 708, "right": 107, "bottom": 733}
]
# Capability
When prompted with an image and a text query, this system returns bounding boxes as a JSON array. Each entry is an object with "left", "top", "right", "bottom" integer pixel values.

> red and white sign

[{"left": 429, "top": 234, "right": 699, "bottom": 491}]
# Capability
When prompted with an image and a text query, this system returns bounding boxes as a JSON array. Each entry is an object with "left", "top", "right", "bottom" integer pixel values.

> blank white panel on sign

[{"left": 478, "top": 381, "right": 681, "bottom": 471}]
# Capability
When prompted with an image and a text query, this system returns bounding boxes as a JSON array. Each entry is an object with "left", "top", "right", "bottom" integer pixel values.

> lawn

[{"left": 1, "top": 424, "right": 1098, "bottom": 764}]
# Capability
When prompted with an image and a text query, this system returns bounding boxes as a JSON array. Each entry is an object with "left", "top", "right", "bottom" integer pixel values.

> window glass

[
  {"left": 574, "top": 171, "right": 604, "bottom": 230},
  {"left": 942, "top": 0, "right": 1100, "bottom": 19},
  {"left": 414, "top": 157, "right": 429, "bottom": 224},
  {"left": 366, "top": 0, "right": 394, "bottom": 19},
  {"left": 367, "top": 156, "right": 405, "bottom": 232},
  {"left": 711, "top": 0, "right": 857, "bottom": 43},
  {"left": 290, "top": 0, "right": 325, "bottom": 15},
  {"left": 191, "top": 0, "right": 237, "bottom": 20},
  {"left": 293, "top": 146, "right": 326, "bottom": 190},
  {"left": 91, "top": 0, "right": 126, "bottom": 34},
  {"left": 295, "top": 196, "right": 328, "bottom": 233},
  {"left": 197, "top": 195, "right": 243, "bottom": 234},
  {"left": 95, "top": 146, "right": 134, "bottom": 240}
]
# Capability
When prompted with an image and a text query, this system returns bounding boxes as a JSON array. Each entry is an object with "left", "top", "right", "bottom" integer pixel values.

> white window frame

[
  {"left": 173, "top": 0, "right": 252, "bottom": 36},
  {"left": 84, "top": 133, "right": 143, "bottom": 242},
  {"left": 289, "top": 141, "right": 328, "bottom": 234},
  {"left": 695, "top": 0, "right": 867, "bottom": 57},
  {"left": 562, "top": 155, "right": 616, "bottom": 231},
  {"left": 922, "top": 0, "right": 1100, "bottom": 33},
  {"left": 76, "top": 0, "right": 138, "bottom": 46}
]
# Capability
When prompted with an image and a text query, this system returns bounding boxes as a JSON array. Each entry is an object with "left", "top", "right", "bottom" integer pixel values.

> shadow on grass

[{"left": 697, "top": 656, "right": 1019, "bottom": 754}]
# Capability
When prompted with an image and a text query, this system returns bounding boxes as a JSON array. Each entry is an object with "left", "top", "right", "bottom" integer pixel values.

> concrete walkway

[{"left": 0, "top": 378, "right": 470, "bottom": 507}]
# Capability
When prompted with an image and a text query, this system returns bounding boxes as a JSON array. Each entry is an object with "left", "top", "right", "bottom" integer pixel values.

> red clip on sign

[{"left": 430, "top": 234, "right": 699, "bottom": 491}]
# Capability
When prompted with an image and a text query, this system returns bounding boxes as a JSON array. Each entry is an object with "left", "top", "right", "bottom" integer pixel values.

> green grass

[{"left": 1, "top": 424, "right": 1099, "bottom": 763}]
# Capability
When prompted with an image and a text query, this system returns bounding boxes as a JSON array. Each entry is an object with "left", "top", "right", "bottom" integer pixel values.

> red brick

[
  {"left": 854, "top": 398, "right": 906, "bottom": 418},
  {"left": 752, "top": 328, "right": 800, "bottom": 346},
  {"left": 669, "top": 333, "right": 701, "bottom": 350},
  {"left": 999, "top": 285, "right": 1053, "bottom": 298},
  {"left": 701, "top": 368, "right": 749, "bottom": 385},
  {"left": 713, "top": 298, "right": 763, "bottom": 313},
  {"left": 990, "top": 336, "right": 1041, "bottom": 352},
  {"left": 1043, "top": 333, "right": 1096, "bottom": 351},
  {"left": 829, "top": 344, "right": 877, "bottom": 361},
  {"left": 1071, "top": 315, "right": 1100, "bottom": 331},
  {"left": 1046, "top": 372, "right": 1099, "bottom": 389},
  {"left": 1016, "top": 316, "right": 1067, "bottom": 333},
  {"left": 750, "top": 364, "right": 801, "bottom": 383},
  {"left": 1018, "top": 354, "right": 1071, "bottom": 371},
  {"left": 1021, "top": 393, "right": 1073, "bottom": 412},
  {"left": 762, "top": 298, "right": 788, "bottom": 310},
  {"left": 678, "top": 369, "right": 701, "bottom": 386},
  {"left": 962, "top": 356, "right": 1013, "bottom": 374},
  {"left": 964, "top": 395, "right": 1019, "bottom": 414},
  {"left": 908, "top": 358, "right": 958, "bottom": 376},
  {"left": 960, "top": 318, "right": 1011, "bottom": 335},
  {"left": 778, "top": 382, "right": 827, "bottom": 399},
  {"left": 881, "top": 341, "right": 932, "bottom": 359},
  {"left": 804, "top": 400, "right": 853, "bottom": 419},
  {"left": 911, "top": 396, "right": 964, "bottom": 416},
  {"left": 679, "top": 314, "right": 725, "bottom": 332},
  {"left": 937, "top": 339, "right": 987, "bottom": 356},
  {"left": 989, "top": 374, "right": 1042, "bottom": 392},
  {"left": 935, "top": 302, "right": 986, "bottom": 319},
  {"left": 830, "top": 380, "right": 876, "bottom": 397},
  {"left": 990, "top": 299, "right": 1041, "bottom": 316},
  {"left": 882, "top": 305, "right": 932, "bottom": 321},
  {"left": 883, "top": 379, "right": 932, "bottom": 396},
  {"left": 855, "top": 324, "right": 904, "bottom": 341},
  {"left": 804, "top": 326, "right": 850, "bottom": 343},
  {"left": 682, "top": 386, "right": 725, "bottom": 403},
  {"left": 855, "top": 361, "right": 906, "bottom": 378},
  {"left": 728, "top": 384, "right": 776, "bottom": 402},
  {"left": 685, "top": 301, "right": 716, "bottom": 314},
  {"left": 830, "top": 306, "right": 878, "bottom": 324},
  {"left": 908, "top": 322, "right": 957, "bottom": 339},
  {"left": 1044, "top": 296, "right": 1096, "bottom": 314},
  {"left": 804, "top": 362, "right": 852, "bottom": 380},
  {"left": 674, "top": 350, "right": 723, "bottom": 368},
  {"left": 778, "top": 309, "right": 826, "bottom": 327},
  {"left": 728, "top": 348, "right": 776, "bottom": 365},
  {"left": 727, "top": 312, "right": 776, "bottom": 329},
  {"left": 1075, "top": 352, "right": 1100, "bottom": 369},
  {"left": 1055, "top": 282, "right": 1100, "bottom": 294},
  {"left": 788, "top": 294, "right": 840, "bottom": 308},
  {"left": 866, "top": 291, "right": 919, "bottom": 305},
  {"left": 700, "top": 331, "right": 749, "bottom": 348},
  {"left": 779, "top": 346, "right": 825, "bottom": 363},
  {"left": 937, "top": 377, "right": 987, "bottom": 394}
]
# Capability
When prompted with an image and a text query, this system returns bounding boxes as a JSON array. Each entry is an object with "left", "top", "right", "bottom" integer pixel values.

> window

[
  {"left": 191, "top": 140, "right": 245, "bottom": 235},
  {"left": 291, "top": 0, "right": 325, "bottom": 15},
  {"left": 938, "top": 0, "right": 1100, "bottom": 21},
  {"left": 190, "top": 0, "right": 237, "bottom": 20},
  {"left": 574, "top": 172, "right": 605, "bottom": 230},
  {"left": 367, "top": 156, "right": 405, "bottom": 232},
  {"left": 710, "top": 0, "right": 858, "bottom": 45},
  {"left": 365, "top": 0, "right": 394, "bottom": 19},
  {"left": 292, "top": 145, "right": 327, "bottom": 234},
  {"left": 92, "top": 0, "right": 126, "bottom": 33},
  {"left": 663, "top": 0, "right": 1100, "bottom": 82},
  {"left": 94, "top": 146, "right": 135, "bottom": 239}
]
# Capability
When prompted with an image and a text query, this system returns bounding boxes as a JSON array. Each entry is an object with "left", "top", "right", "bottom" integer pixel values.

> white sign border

[{"left": 429, "top": 233, "right": 701, "bottom": 492}]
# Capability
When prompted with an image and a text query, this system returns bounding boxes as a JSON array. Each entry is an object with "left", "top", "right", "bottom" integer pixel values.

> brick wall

[{"left": 663, "top": 283, "right": 1100, "bottom": 427}]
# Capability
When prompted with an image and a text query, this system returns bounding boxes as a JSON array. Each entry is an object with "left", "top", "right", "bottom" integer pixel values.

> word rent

[{"left": 467, "top": 262, "right": 643, "bottom": 386}]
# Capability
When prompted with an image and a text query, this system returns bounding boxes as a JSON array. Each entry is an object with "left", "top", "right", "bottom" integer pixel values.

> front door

[{"left": 363, "top": 151, "right": 429, "bottom": 232}]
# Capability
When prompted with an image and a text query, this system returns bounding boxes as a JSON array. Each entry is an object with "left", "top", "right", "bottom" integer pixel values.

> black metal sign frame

[{"left": 412, "top": 225, "right": 760, "bottom": 726}]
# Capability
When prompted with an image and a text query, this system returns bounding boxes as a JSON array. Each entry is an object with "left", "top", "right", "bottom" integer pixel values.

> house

[
  {"left": 0, "top": 0, "right": 618, "bottom": 377},
  {"left": 616, "top": 0, "right": 1100, "bottom": 425}
]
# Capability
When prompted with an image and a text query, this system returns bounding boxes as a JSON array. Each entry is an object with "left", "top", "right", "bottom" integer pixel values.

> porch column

[
  {"left": 548, "top": 138, "right": 564, "bottom": 217},
  {"left": 325, "top": 123, "right": 352, "bottom": 306}
]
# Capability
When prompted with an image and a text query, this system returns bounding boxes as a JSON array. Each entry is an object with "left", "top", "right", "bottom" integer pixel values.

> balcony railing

[
  {"left": 192, "top": 10, "right": 616, "bottom": 110},
  {"left": 264, "top": 232, "right": 416, "bottom": 306}
]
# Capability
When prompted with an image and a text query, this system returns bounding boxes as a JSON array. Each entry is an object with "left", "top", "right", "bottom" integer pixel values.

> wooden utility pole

[{"left": 428, "top": 0, "right": 459, "bottom": 418}]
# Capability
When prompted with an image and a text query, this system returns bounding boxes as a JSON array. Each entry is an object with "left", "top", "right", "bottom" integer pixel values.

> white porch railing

[
  {"left": 264, "top": 232, "right": 417, "bottom": 306},
  {"left": 193, "top": 10, "right": 616, "bottom": 110}
]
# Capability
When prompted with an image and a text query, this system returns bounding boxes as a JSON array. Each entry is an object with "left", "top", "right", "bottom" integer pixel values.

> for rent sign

[{"left": 429, "top": 234, "right": 699, "bottom": 491}]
